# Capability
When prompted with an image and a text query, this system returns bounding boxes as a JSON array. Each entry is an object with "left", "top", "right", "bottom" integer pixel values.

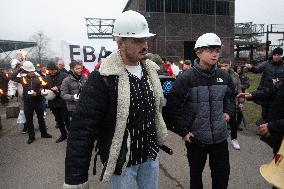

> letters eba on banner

[{"left": 61, "top": 40, "right": 116, "bottom": 71}]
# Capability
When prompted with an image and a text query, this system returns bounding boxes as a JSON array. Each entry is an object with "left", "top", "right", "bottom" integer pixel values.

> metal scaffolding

[{"left": 85, "top": 18, "right": 115, "bottom": 39}]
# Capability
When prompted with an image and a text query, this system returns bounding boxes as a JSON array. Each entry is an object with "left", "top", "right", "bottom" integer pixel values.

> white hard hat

[
  {"left": 10, "top": 59, "right": 20, "bottom": 69},
  {"left": 194, "top": 33, "right": 222, "bottom": 49},
  {"left": 43, "top": 89, "right": 56, "bottom": 100},
  {"left": 112, "top": 10, "right": 155, "bottom": 38},
  {"left": 22, "top": 61, "right": 35, "bottom": 72}
]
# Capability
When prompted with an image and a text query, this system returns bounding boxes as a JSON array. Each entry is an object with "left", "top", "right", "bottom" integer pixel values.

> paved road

[{"left": 0, "top": 108, "right": 273, "bottom": 189}]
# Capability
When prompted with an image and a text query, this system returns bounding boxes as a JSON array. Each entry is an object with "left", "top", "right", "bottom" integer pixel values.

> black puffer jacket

[
  {"left": 167, "top": 60, "right": 235, "bottom": 144},
  {"left": 46, "top": 70, "right": 68, "bottom": 108},
  {"left": 250, "top": 60, "right": 284, "bottom": 93}
]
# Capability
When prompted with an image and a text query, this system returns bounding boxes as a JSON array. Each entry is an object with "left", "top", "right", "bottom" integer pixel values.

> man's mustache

[{"left": 140, "top": 48, "right": 148, "bottom": 54}]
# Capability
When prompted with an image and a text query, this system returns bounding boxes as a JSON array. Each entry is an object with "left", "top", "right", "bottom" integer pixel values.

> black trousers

[
  {"left": 229, "top": 115, "right": 238, "bottom": 140},
  {"left": 236, "top": 107, "right": 243, "bottom": 127},
  {"left": 24, "top": 101, "right": 47, "bottom": 138},
  {"left": 51, "top": 107, "right": 70, "bottom": 137},
  {"left": 186, "top": 140, "right": 230, "bottom": 189}
]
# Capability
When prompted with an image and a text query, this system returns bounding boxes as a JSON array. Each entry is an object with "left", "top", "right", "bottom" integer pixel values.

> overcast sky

[{"left": 1, "top": 0, "right": 284, "bottom": 56}]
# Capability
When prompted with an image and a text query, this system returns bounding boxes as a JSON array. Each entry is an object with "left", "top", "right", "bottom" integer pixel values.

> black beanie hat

[
  {"left": 184, "top": 60, "right": 192, "bottom": 65},
  {"left": 272, "top": 47, "right": 283, "bottom": 55},
  {"left": 46, "top": 61, "right": 58, "bottom": 70}
]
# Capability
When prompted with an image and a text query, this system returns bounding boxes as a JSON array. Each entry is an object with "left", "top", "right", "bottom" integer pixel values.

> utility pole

[{"left": 265, "top": 25, "right": 270, "bottom": 60}]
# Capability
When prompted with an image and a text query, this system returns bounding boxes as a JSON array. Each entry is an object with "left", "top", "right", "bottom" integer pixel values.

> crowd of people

[{"left": 0, "top": 10, "right": 283, "bottom": 189}]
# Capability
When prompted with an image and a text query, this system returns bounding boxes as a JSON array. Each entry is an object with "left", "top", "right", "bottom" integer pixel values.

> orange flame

[
  {"left": 5, "top": 73, "right": 9, "bottom": 78},
  {"left": 46, "top": 70, "right": 49, "bottom": 75},
  {"left": 22, "top": 77, "right": 28, "bottom": 85},
  {"left": 0, "top": 89, "right": 3, "bottom": 95},
  {"left": 39, "top": 76, "right": 48, "bottom": 86}
]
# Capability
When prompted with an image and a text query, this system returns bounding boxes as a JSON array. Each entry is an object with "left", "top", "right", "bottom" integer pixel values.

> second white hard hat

[
  {"left": 112, "top": 10, "right": 155, "bottom": 38},
  {"left": 22, "top": 61, "right": 35, "bottom": 72},
  {"left": 194, "top": 33, "right": 222, "bottom": 49}
]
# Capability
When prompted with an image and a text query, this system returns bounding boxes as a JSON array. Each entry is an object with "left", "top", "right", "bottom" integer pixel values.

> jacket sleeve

[
  {"left": 268, "top": 119, "right": 284, "bottom": 134},
  {"left": 65, "top": 71, "right": 109, "bottom": 186},
  {"left": 241, "top": 75, "right": 250, "bottom": 91},
  {"left": 250, "top": 90, "right": 274, "bottom": 102},
  {"left": 61, "top": 78, "right": 74, "bottom": 102},
  {"left": 223, "top": 74, "right": 236, "bottom": 119},
  {"left": 250, "top": 61, "right": 266, "bottom": 73},
  {"left": 166, "top": 72, "right": 191, "bottom": 137}
]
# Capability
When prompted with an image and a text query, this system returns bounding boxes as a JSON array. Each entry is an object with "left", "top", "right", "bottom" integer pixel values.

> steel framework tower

[{"left": 85, "top": 18, "right": 115, "bottom": 39}]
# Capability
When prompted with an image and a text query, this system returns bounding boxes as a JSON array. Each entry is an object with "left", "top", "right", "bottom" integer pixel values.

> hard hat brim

[
  {"left": 23, "top": 68, "right": 36, "bottom": 72},
  {"left": 113, "top": 33, "right": 156, "bottom": 38}
]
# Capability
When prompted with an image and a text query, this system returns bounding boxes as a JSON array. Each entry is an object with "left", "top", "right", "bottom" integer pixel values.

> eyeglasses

[{"left": 203, "top": 46, "right": 221, "bottom": 53}]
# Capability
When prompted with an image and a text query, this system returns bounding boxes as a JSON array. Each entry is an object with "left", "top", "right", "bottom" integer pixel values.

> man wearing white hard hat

[
  {"left": 11, "top": 61, "right": 52, "bottom": 144},
  {"left": 64, "top": 10, "right": 167, "bottom": 189},
  {"left": 167, "top": 33, "right": 235, "bottom": 189}
]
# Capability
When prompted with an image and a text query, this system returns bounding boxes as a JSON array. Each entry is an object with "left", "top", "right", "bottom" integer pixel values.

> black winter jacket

[
  {"left": 64, "top": 50, "right": 167, "bottom": 187},
  {"left": 167, "top": 60, "right": 235, "bottom": 144},
  {"left": 250, "top": 60, "right": 284, "bottom": 93},
  {"left": 12, "top": 72, "right": 44, "bottom": 103},
  {"left": 46, "top": 70, "right": 68, "bottom": 108},
  {"left": 250, "top": 82, "right": 284, "bottom": 151}
]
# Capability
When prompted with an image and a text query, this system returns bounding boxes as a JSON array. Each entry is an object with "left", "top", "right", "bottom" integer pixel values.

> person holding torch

[{"left": 11, "top": 61, "right": 52, "bottom": 144}]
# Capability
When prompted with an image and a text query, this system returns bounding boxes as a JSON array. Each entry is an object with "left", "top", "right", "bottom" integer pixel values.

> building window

[
  {"left": 146, "top": 0, "right": 191, "bottom": 13},
  {"left": 216, "top": 1, "right": 230, "bottom": 15},
  {"left": 146, "top": 0, "right": 164, "bottom": 12},
  {"left": 146, "top": 0, "right": 229, "bottom": 15}
]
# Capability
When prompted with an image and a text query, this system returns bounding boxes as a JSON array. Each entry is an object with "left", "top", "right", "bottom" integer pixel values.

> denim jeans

[{"left": 109, "top": 157, "right": 159, "bottom": 189}]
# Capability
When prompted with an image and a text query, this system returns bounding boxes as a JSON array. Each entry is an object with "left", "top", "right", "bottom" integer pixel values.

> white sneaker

[{"left": 231, "top": 139, "right": 240, "bottom": 150}]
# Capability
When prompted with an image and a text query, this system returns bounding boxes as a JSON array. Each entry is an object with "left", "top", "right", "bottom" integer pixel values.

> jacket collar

[
  {"left": 99, "top": 49, "right": 160, "bottom": 76},
  {"left": 193, "top": 59, "right": 217, "bottom": 78}
]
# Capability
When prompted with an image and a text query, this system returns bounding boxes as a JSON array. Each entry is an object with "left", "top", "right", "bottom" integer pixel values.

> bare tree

[{"left": 29, "top": 31, "right": 52, "bottom": 65}]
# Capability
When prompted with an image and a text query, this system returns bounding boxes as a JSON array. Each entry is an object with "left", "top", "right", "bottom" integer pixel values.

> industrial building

[{"left": 123, "top": 0, "right": 235, "bottom": 62}]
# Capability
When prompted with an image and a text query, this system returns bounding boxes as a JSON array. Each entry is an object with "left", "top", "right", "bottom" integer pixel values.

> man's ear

[
  {"left": 196, "top": 50, "right": 201, "bottom": 58},
  {"left": 117, "top": 39, "right": 125, "bottom": 49}
]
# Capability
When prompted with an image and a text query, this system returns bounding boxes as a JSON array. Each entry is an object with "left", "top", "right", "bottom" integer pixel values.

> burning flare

[
  {"left": 39, "top": 76, "right": 48, "bottom": 86},
  {"left": 0, "top": 89, "right": 3, "bottom": 95},
  {"left": 22, "top": 77, "right": 28, "bottom": 85}
]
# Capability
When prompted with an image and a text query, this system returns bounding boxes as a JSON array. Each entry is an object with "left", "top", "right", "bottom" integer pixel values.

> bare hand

[
  {"left": 31, "top": 92, "right": 37, "bottom": 96},
  {"left": 258, "top": 123, "right": 269, "bottom": 135},
  {"left": 245, "top": 63, "right": 252, "bottom": 69},
  {"left": 272, "top": 78, "right": 280, "bottom": 85},
  {"left": 51, "top": 86, "right": 59, "bottom": 92},
  {"left": 223, "top": 113, "right": 230, "bottom": 122},
  {"left": 237, "top": 93, "right": 252, "bottom": 99},
  {"left": 182, "top": 132, "right": 194, "bottom": 143}
]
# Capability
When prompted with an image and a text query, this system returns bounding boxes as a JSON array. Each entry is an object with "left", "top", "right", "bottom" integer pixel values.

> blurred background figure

[
  {"left": 77, "top": 59, "right": 90, "bottom": 77},
  {"left": 57, "top": 59, "right": 68, "bottom": 74},
  {"left": 219, "top": 59, "right": 243, "bottom": 150},
  {"left": 233, "top": 65, "right": 250, "bottom": 93},
  {"left": 0, "top": 67, "right": 11, "bottom": 105},
  {"left": 245, "top": 47, "right": 284, "bottom": 123},
  {"left": 61, "top": 60, "right": 87, "bottom": 117},
  {"left": 46, "top": 62, "right": 70, "bottom": 143}
]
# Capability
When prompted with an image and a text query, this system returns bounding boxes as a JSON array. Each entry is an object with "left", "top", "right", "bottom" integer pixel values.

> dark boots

[
  {"left": 56, "top": 135, "right": 67, "bottom": 143},
  {"left": 41, "top": 132, "right": 52, "bottom": 138},
  {"left": 27, "top": 137, "right": 35, "bottom": 144}
]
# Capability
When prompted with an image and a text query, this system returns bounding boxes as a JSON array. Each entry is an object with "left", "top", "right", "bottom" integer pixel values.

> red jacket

[{"left": 82, "top": 67, "right": 90, "bottom": 77}]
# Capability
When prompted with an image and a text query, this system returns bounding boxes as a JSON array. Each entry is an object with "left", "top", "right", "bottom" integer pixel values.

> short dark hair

[
  {"left": 46, "top": 61, "right": 58, "bottom": 70},
  {"left": 272, "top": 47, "right": 283, "bottom": 56},
  {"left": 69, "top": 60, "right": 81, "bottom": 69},
  {"left": 184, "top": 60, "right": 192, "bottom": 66}
]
